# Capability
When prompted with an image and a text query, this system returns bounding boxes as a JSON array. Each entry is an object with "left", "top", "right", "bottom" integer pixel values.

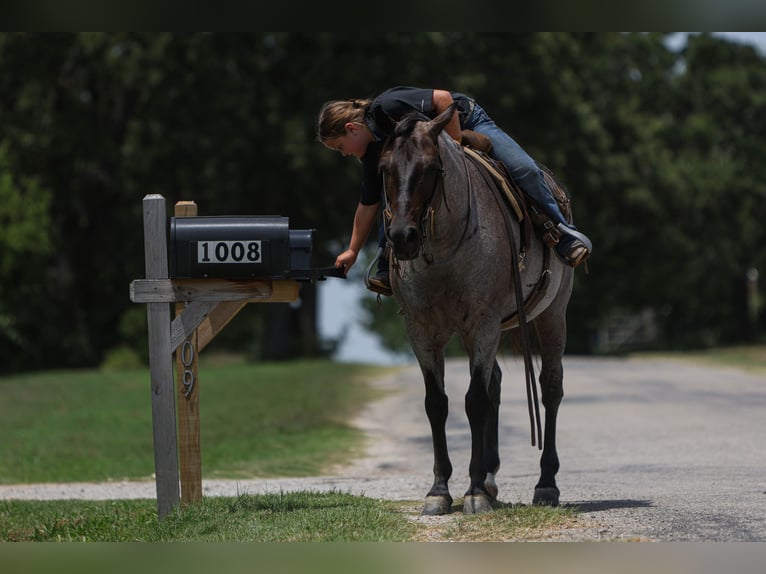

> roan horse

[{"left": 379, "top": 103, "right": 574, "bottom": 515}]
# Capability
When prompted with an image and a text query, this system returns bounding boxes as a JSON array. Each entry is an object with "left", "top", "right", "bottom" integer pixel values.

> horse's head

[{"left": 379, "top": 103, "right": 456, "bottom": 261}]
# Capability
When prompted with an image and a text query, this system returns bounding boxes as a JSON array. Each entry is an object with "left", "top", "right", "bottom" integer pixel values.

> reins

[
  {"left": 420, "top": 149, "right": 474, "bottom": 264},
  {"left": 453, "top": 144, "right": 542, "bottom": 449},
  {"left": 481, "top": 163, "right": 543, "bottom": 449}
]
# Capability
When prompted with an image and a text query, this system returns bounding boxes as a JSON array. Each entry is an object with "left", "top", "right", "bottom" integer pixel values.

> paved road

[
  {"left": 2, "top": 356, "right": 765, "bottom": 541},
  {"left": 338, "top": 355, "right": 766, "bottom": 541}
]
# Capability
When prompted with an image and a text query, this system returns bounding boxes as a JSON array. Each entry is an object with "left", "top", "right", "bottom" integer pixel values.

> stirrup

[
  {"left": 566, "top": 244, "right": 590, "bottom": 268},
  {"left": 367, "top": 275, "right": 393, "bottom": 297},
  {"left": 555, "top": 224, "right": 592, "bottom": 268},
  {"left": 365, "top": 247, "right": 392, "bottom": 296},
  {"left": 556, "top": 223, "right": 593, "bottom": 252}
]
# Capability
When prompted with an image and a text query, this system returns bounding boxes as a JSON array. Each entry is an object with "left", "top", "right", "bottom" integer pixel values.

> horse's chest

[{"left": 396, "top": 275, "right": 504, "bottom": 329}]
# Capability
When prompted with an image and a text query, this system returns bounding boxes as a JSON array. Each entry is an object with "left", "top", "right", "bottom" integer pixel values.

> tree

[{"left": 1, "top": 33, "right": 765, "bottom": 373}]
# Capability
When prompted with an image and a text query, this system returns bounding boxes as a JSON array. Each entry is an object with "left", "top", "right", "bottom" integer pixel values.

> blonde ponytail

[{"left": 317, "top": 98, "right": 372, "bottom": 141}]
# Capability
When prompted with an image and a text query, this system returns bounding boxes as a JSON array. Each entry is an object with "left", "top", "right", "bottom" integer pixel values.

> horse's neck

[
  {"left": 440, "top": 137, "right": 469, "bottom": 189},
  {"left": 427, "top": 137, "right": 475, "bottom": 256}
]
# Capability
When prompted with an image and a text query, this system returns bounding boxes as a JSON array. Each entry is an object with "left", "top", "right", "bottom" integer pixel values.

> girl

[{"left": 317, "top": 86, "right": 591, "bottom": 296}]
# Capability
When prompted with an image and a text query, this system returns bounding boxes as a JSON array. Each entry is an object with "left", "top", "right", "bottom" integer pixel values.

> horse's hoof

[
  {"left": 422, "top": 495, "right": 453, "bottom": 515},
  {"left": 532, "top": 486, "right": 560, "bottom": 507},
  {"left": 463, "top": 493, "right": 494, "bottom": 514}
]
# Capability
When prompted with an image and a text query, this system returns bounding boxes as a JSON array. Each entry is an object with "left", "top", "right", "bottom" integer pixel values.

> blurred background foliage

[{"left": 1, "top": 32, "right": 765, "bottom": 373}]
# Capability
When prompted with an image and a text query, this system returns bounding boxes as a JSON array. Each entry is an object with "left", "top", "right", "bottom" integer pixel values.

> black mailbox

[{"left": 170, "top": 215, "right": 343, "bottom": 280}]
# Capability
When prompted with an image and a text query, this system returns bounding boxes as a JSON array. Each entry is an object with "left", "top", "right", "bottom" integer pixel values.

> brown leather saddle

[{"left": 460, "top": 129, "right": 573, "bottom": 250}]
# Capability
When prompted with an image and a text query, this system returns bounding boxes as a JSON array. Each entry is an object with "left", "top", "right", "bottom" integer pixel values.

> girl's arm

[
  {"left": 335, "top": 201, "right": 379, "bottom": 274},
  {"left": 432, "top": 89, "right": 462, "bottom": 143}
]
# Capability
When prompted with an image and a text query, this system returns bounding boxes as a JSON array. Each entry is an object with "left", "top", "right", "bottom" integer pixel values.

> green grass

[
  {"left": 414, "top": 502, "right": 578, "bottom": 542},
  {"left": 0, "top": 491, "right": 417, "bottom": 542},
  {"left": 0, "top": 491, "right": 577, "bottom": 543},
  {"left": 631, "top": 344, "right": 766, "bottom": 375},
  {"left": 0, "top": 358, "right": 396, "bottom": 483}
]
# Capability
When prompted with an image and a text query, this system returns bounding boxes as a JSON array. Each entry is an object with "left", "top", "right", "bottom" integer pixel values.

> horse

[{"left": 378, "top": 103, "right": 575, "bottom": 515}]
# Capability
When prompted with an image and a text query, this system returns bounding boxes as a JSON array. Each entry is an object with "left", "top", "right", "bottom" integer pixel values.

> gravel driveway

[{"left": 2, "top": 355, "right": 765, "bottom": 541}]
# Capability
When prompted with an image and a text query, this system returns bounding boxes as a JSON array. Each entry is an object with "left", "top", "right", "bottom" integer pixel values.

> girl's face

[{"left": 323, "top": 122, "right": 371, "bottom": 159}]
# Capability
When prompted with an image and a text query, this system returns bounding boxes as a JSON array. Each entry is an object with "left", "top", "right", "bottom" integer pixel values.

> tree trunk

[{"left": 261, "top": 283, "right": 319, "bottom": 359}]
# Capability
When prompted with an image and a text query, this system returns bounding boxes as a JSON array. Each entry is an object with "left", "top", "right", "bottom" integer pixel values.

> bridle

[{"left": 383, "top": 140, "right": 474, "bottom": 265}]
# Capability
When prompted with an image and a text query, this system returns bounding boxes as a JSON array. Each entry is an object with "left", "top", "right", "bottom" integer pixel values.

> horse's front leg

[
  {"left": 463, "top": 336, "right": 502, "bottom": 514},
  {"left": 413, "top": 345, "right": 453, "bottom": 515}
]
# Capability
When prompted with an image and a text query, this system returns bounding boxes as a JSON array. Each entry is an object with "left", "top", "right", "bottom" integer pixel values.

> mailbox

[{"left": 169, "top": 215, "right": 343, "bottom": 280}]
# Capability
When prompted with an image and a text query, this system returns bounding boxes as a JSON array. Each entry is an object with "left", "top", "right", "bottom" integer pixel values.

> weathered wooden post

[
  {"left": 174, "top": 200, "right": 202, "bottom": 505},
  {"left": 142, "top": 194, "right": 180, "bottom": 519}
]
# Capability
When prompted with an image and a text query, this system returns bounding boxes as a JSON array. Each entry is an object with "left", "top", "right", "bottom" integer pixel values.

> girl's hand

[{"left": 335, "top": 249, "right": 358, "bottom": 275}]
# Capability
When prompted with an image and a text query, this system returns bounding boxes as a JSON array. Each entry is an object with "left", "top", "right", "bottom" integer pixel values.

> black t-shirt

[
  {"left": 365, "top": 86, "right": 434, "bottom": 141},
  {"left": 358, "top": 86, "right": 471, "bottom": 205}
]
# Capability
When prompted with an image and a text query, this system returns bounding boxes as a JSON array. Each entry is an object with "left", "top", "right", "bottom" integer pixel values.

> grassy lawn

[
  {"left": 0, "top": 491, "right": 416, "bottom": 542},
  {"left": 0, "top": 491, "right": 575, "bottom": 542},
  {"left": 0, "top": 358, "right": 395, "bottom": 483}
]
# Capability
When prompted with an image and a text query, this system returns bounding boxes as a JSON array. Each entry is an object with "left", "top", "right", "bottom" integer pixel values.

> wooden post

[
  {"left": 174, "top": 201, "right": 202, "bottom": 505},
  {"left": 142, "top": 194, "right": 180, "bottom": 519}
]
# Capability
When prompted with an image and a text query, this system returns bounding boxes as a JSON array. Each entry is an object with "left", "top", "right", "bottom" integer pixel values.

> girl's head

[
  {"left": 317, "top": 99, "right": 373, "bottom": 158},
  {"left": 317, "top": 99, "right": 370, "bottom": 140}
]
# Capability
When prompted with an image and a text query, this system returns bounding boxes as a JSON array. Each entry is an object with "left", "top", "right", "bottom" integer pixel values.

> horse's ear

[{"left": 429, "top": 102, "right": 458, "bottom": 138}]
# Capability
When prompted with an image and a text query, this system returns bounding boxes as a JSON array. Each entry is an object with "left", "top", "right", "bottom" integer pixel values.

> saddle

[
  {"left": 460, "top": 130, "right": 573, "bottom": 250},
  {"left": 459, "top": 130, "right": 573, "bottom": 333}
]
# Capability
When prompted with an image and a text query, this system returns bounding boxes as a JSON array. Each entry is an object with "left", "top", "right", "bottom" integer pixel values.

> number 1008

[{"left": 198, "top": 240, "right": 262, "bottom": 264}]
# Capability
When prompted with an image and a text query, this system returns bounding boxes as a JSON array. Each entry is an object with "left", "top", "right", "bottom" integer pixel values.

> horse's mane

[{"left": 392, "top": 110, "right": 430, "bottom": 139}]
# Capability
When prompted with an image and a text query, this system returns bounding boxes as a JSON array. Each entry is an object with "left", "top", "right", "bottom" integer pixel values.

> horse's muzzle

[{"left": 389, "top": 223, "right": 421, "bottom": 260}]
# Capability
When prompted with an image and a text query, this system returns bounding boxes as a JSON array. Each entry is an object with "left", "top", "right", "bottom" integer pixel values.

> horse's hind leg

[
  {"left": 483, "top": 360, "right": 502, "bottom": 501},
  {"left": 531, "top": 299, "right": 569, "bottom": 507}
]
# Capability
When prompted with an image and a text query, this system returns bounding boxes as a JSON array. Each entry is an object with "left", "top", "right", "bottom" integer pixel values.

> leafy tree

[{"left": 0, "top": 144, "right": 53, "bottom": 368}]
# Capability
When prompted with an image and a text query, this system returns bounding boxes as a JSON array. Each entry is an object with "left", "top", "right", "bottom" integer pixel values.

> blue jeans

[{"left": 462, "top": 101, "right": 569, "bottom": 227}]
